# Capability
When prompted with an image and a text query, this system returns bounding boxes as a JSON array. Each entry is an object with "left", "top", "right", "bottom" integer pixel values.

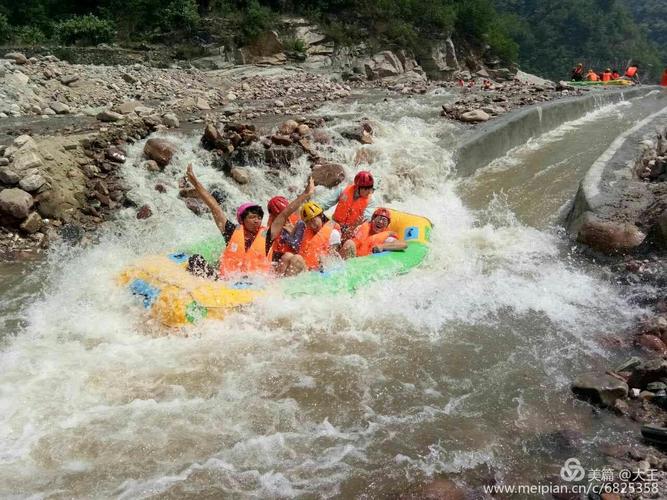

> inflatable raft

[
  {"left": 119, "top": 209, "right": 432, "bottom": 326},
  {"left": 569, "top": 79, "right": 634, "bottom": 87}
]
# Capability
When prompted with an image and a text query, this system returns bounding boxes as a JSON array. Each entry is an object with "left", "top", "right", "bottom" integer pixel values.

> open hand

[
  {"left": 186, "top": 163, "right": 196, "bottom": 185},
  {"left": 303, "top": 175, "right": 315, "bottom": 197}
]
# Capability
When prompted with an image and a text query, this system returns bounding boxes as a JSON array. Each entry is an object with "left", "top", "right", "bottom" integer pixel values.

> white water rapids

[{"left": 1, "top": 90, "right": 665, "bottom": 498}]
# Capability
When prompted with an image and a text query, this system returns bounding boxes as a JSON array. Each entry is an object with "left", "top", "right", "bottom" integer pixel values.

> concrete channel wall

[{"left": 455, "top": 86, "right": 657, "bottom": 177}]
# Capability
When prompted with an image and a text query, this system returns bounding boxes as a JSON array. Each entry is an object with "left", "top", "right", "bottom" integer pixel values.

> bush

[
  {"left": 55, "top": 15, "right": 115, "bottom": 46},
  {"left": 162, "top": 0, "right": 201, "bottom": 33},
  {"left": 283, "top": 37, "right": 307, "bottom": 54},
  {"left": 0, "top": 13, "right": 11, "bottom": 43},
  {"left": 240, "top": 0, "right": 277, "bottom": 43},
  {"left": 15, "top": 25, "right": 47, "bottom": 45}
]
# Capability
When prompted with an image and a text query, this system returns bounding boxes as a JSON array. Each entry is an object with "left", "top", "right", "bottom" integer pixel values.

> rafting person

[
  {"left": 341, "top": 208, "right": 407, "bottom": 259},
  {"left": 266, "top": 195, "right": 308, "bottom": 276},
  {"left": 185, "top": 164, "right": 312, "bottom": 278},
  {"left": 660, "top": 68, "right": 667, "bottom": 87},
  {"left": 625, "top": 64, "right": 639, "bottom": 83},
  {"left": 585, "top": 69, "right": 599, "bottom": 81},
  {"left": 612, "top": 69, "right": 621, "bottom": 80},
  {"left": 316, "top": 170, "right": 377, "bottom": 242},
  {"left": 298, "top": 201, "right": 343, "bottom": 270},
  {"left": 571, "top": 63, "right": 584, "bottom": 81},
  {"left": 601, "top": 68, "right": 612, "bottom": 82}
]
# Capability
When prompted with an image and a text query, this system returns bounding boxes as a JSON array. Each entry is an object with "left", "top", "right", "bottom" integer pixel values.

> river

[{"left": 1, "top": 89, "right": 666, "bottom": 498}]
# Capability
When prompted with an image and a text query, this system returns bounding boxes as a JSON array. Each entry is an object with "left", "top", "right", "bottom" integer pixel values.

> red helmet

[
  {"left": 267, "top": 196, "right": 289, "bottom": 216},
  {"left": 354, "top": 170, "right": 374, "bottom": 188},
  {"left": 372, "top": 207, "right": 391, "bottom": 222}
]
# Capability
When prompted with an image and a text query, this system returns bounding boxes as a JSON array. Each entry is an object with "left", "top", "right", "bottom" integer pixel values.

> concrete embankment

[{"left": 455, "top": 86, "right": 658, "bottom": 177}]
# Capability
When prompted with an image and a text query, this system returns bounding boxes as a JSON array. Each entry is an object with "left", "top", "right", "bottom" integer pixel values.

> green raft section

[
  {"left": 184, "top": 237, "right": 429, "bottom": 295},
  {"left": 569, "top": 79, "right": 633, "bottom": 86}
]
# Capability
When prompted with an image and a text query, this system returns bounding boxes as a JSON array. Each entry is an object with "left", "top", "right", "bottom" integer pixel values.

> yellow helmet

[{"left": 300, "top": 201, "right": 323, "bottom": 222}]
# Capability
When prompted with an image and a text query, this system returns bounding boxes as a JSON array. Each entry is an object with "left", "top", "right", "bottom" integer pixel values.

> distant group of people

[
  {"left": 570, "top": 62, "right": 639, "bottom": 83},
  {"left": 185, "top": 165, "right": 407, "bottom": 280}
]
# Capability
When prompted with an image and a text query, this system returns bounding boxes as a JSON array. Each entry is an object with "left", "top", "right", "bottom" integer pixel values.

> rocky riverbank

[{"left": 569, "top": 125, "right": 667, "bottom": 499}]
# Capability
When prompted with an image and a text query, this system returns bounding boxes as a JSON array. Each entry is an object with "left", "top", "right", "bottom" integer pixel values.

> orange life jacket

[
  {"left": 601, "top": 72, "right": 612, "bottom": 82},
  {"left": 586, "top": 72, "right": 599, "bottom": 81},
  {"left": 299, "top": 221, "right": 338, "bottom": 270},
  {"left": 661, "top": 71, "right": 667, "bottom": 87},
  {"left": 220, "top": 226, "right": 272, "bottom": 276},
  {"left": 271, "top": 213, "right": 300, "bottom": 256},
  {"left": 352, "top": 222, "right": 397, "bottom": 257},
  {"left": 332, "top": 184, "right": 370, "bottom": 228},
  {"left": 625, "top": 66, "right": 637, "bottom": 78},
  {"left": 612, "top": 72, "right": 620, "bottom": 80}
]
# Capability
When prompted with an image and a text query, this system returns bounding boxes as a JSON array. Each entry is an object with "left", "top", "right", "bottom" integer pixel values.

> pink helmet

[{"left": 236, "top": 202, "right": 263, "bottom": 223}]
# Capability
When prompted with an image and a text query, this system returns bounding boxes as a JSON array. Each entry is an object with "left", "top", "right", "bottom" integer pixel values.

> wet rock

[
  {"left": 97, "top": 110, "right": 123, "bottom": 122},
  {"left": 230, "top": 167, "right": 249, "bottom": 184},
  {"left": 637, "top": 334, "right": 667, "bottom": 354},
  {"left": 162, "top": 113, "right": 179, "bottom": 128},
  {"left": 341, "top": 126, "right": 373, "bottom": 144},
  {"left": 278, "top": 119, "right": 299, "bottom": 135},
  {"left": 0, "top": 168, "right": 20, "bottom": 185},
  {"left": 297, "top": 124, "right": 311, "bottom": 136},
  {"left": 312, "top": 162, "right": 345, "bottom": 188},
  {"left": 577, "top": 213, "right": 646, "bottom": 254},
  {"left": 628, "top": 359, "right": 667, "bottom": 388},
  {"left": 179, "top": 188, "right": 198, "bottom": 199},
  {"left": 144, "top": 138, "right": 176, "bottom": 167},
  {"left": 154, "top": 183, "right": 167, "bottom": 193},
  {"left": 202, "top": 124, "right": 221, "bottom": 150},
  {"left": 312, "top": 129, "right": 332, "bottom": 145},
  {"left": 571, "top": 373, "right": 629, "bottom": 407},
  {"left": 0, "top": 188, "right": 34, "bottom": 219},
  {"left": 143, "top": 160, "right": 160, "bottom": 172},
  {"left": 136, "top": 204, "right": 153, "bottom": 219},
  {"left": 271, "top": 134, "right": 293, "bottom": 146},
  {"left": 184, "top": 198, "right": 205, "bottom": 215},
  {"left": 265, "top": 145, "right": 298, "bottom": 168},
  {"left": 19, "top": 212, "right": 43, "bottom": 234},
  {"left": 105, "top": 146, "right": 126, "bottom": 163},
  {"left": 59, "top": 223, "right": 84, "bottom": 245},
  {"left": 19, "top": 174, "right": 46, "bottom": 193},
  {"left": 460, "top": 109, "right": 491, "bottom": 123}
]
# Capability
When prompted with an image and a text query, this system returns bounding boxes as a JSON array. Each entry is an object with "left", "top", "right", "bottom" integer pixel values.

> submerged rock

[
  {"left": 571, "top": 373, "right": 628, "bottom": 407},
  {"left": 577, "top": 213, "right": 646, "bottom": 254},
  {"left": 144, "top": 138, "right": 176, "bottom": 167}
]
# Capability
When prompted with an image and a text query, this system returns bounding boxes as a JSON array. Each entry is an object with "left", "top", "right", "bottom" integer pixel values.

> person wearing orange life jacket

[
  {"left": 266, "top": 195, "right": 308, "bottom": 276},
  {"left": 316, "top": 170, "right": 377, "bottom": 242},
  {"left": 586, "top": 69, "right": 599, "bottom": 81},
  {"left": 625, "top": 64, "right": 639, "bottom": 83},
  {"left": 611, "top": 69, "right": 620, "bottom": 80},
  {"left": 601, "top": 68, "right": 612, "bottom": 82},
  {"left": 341, "top": 208, "right": 407, "bottom": 259},
  {"left": 298, "top": 201, "right": 343, "bottom": 270},
  {"left": 660, "top": 68, "right": 667, "bottom": 87},
  {"left": 185, "top": 164, "right": 313, "bottom": 278}
]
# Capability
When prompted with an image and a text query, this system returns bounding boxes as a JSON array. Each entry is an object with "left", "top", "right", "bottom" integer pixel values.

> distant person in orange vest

[
  {"left": 341, "top": 208, "right": 407, "bottom": 259},
  {"left": 316, "top": 170, "right": 377, "bottom": 241},
  {"left": 601, "top": 68, "right": 612, "bottom": 82},
  {"left": 625, "top": 64, "right": 639, "bottom": 83},
  {"left": 611, "top": 69, "right": 620, "bottom": 80},
  {"left": 585, "top": 69, "right": 599, "bottom": 81},
  {"left": 571, "top": 63, "right": 584, "bottom": 81},
  {"left": 185, "top": 164, "right": 313, "bottom": 278},
  {"left": 661, "top": 68, "right": 667, "bottom": 87}
]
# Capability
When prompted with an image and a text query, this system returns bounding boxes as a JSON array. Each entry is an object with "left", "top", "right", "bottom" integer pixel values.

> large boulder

[
  {"left": 460, "top": 109, "right": 491, "bottom": 123},
  {"left": 144, "top": 138, "right": 176, "bottom": 168},
  {"left": 19, "top": 174, "right": 46, "bottom": 193},
  {"left": 514, "top": 70, "right": 555, "bottom": 87},
  {"left": 420, "top": 37, "right": 459, "bottom": 79},
  {"left": 363, "top": 51, "right": 404, "bottom": 80},
  {"left": 572, "top": 373, "right": 628, "bottom": 408},
  {"left": 312, "top": 162, "right": 345, "bottom": 188},
  {"left": 577, "top": 213, "right": 646, "bottom": 254},
  {"left": 238, "top": 31, "right": 286, "bottom": 65},
  {"left": 0, "top": 188, "right": 34, "bottom": 219}
]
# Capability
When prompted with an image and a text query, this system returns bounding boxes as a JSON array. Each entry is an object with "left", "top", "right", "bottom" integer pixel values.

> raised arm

[
  {"left": 270, "top": 176, "right": 314, "bottom": 240},
  {"left": 186, "top": 164, "right": 229, "bottom": 234}
]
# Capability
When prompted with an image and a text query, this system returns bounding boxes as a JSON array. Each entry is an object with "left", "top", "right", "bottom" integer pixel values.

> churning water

[{"left": 1, "top": 90, "right": 666, "bottom": 498}]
